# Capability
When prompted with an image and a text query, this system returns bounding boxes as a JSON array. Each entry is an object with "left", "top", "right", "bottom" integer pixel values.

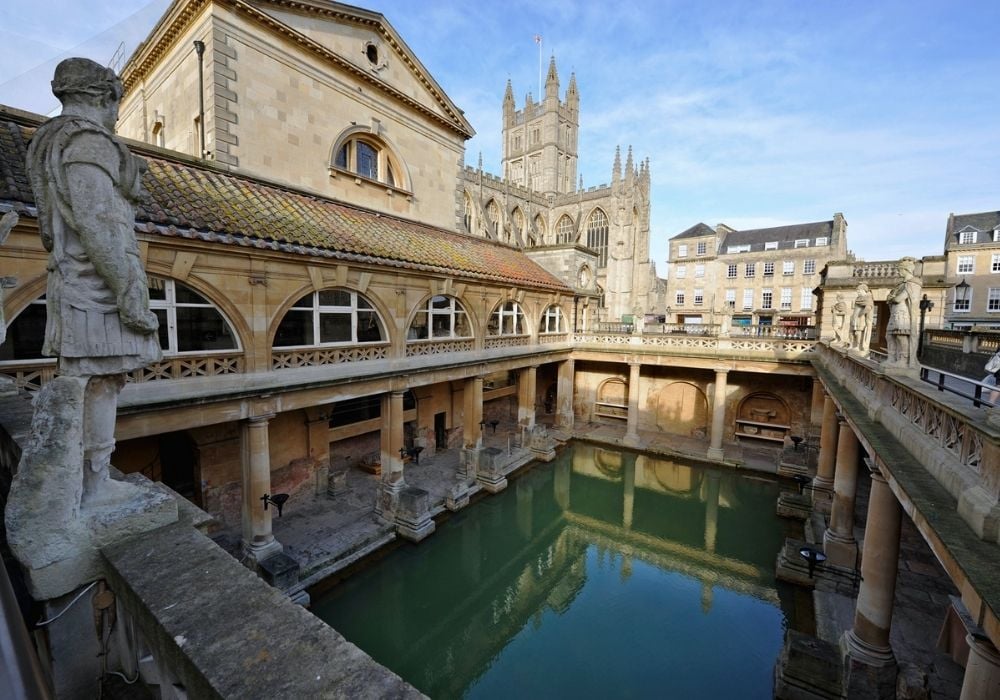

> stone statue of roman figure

[
  {"left": 831, "top": 293, "right": 849, "bottom": 347},
  {"left": 25, "top": 57, "right": 161, "bottom": 504},
  {"left": 886, "top": 257, "right": 920, "bottom": 369},
  {"left": 850, "top": 282, "right": 873, "bottom": 356}
]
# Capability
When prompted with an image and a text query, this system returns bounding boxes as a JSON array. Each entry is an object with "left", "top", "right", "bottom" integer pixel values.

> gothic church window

[
  {"left": 486, "top": 200, "right": 500, "bottom": 236},
  {"left": 463, "top": 193, "right": 473, "bottom": 232},
  {"left": 557, "top": 215, "right": 574, "bottom": 244},
  {"left": 274, "top": 289, "right": 385, "bottom": 347},
  {"left": 534, "top": 215, "right": 546, "bottom": 243},
  {"left": 512, "top": 208, "right": 526, "bottom": 243},
  {"left": 587, "top": 209, "right": 610, "bottom": 267}
]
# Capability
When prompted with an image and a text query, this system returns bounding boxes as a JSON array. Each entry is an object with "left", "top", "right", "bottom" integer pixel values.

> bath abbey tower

[{"left": 460, "top": 57, "right": 663, "bottom": 324}]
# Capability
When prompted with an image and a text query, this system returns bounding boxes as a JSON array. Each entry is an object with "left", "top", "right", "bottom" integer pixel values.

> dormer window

[
  {"left": 765, "top": 241, "right": 778, "bottom": 250},
  {"left": 794, "top": 239, "right": 809, "bottom": 248},
  {"left": 960, "top": 229, "right": 978, "bottom": 244},
  {"left": 993, "top": 228, "right": 1000, "bottom": 242},
  {"left": 815, "top": 237, "right": 828, "bottom": 246}
]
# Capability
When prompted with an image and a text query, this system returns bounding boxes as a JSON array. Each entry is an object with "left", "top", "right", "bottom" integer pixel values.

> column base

[
  {"left": 446, "top": 481, "right": 471, "bottom": 511},
  {"left": 374, "top": 479, "right": 405, "bottom": 523},
  {"left": 622, "top": 432, "right": 642, "bottom": 448},
  {"left": 242, "top": 537, "right": 283, "bottom": 565},
  {"left": 842, "top": 630, "right": 897, "bottom": 700},
  {"left": 395, "top": 487, "right": 436, "bottom": 542},
  {"left": 823, "top": 528, "right": 859, "bottom": 570},
  {"left": 707, "top": 446, "right": 725, "bottom": 461},
  {"left": 962, "top": 633, "right": 1000, "bottom": 700},
  {"left": 777, "top": 491, "right": 812, "bottom": 520},
  {"left": 476, "top": 447, "right": 508, "bottom": 493}
]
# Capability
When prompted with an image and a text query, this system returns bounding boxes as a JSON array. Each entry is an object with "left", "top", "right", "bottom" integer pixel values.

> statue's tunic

[{"left": 27, "top": 116, "right": 161, "bottom": 376}]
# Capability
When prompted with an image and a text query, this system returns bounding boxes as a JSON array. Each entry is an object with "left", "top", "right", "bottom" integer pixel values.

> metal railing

[{"left": 920, "top": 366, "right": 998, "bottom": 409}]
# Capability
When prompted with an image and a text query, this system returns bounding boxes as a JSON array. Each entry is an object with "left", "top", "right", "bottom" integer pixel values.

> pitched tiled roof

[
  {"left": 0, "top": 116, "right": 569, "bottom": 292},
  {"left": 950, "top": 211, "right": 1000, "bottom": 234},
  {"left": 671, "top": 222, "right": 715, "bottom": 240},
  {"left": 720, "top": 220, "right": 833, "bottom": 252}
]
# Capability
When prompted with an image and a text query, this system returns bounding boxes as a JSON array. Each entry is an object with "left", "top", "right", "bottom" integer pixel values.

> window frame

[
  {"left": 782, "top": 260, "right": 795, "bottom": 275},
  {"left": 727, "top": 264, "right": 738, "bottom": 279},
  {"left": 803, "top": 259, "right": 816, "bottom": 275},
  {"left": 763, "top": 262, "right": 775, "bottom": 276},
  {"left": 988, "top": 288, "right": 1000, "bottom": 313},
  {"left": 274, "top": 288, "right": 386, "bottom": 349},
  {"left": 332, "top": 134, "right": 404, "bottom": 190},
  {"left": 957, "top": 255, "right": 975, "bottom": 274},
  {"left": 539, "top": 304, "right": 565, "bottom": 334},
  {"left": 489, "top": 300, "right": 527, "bottom": 336}
]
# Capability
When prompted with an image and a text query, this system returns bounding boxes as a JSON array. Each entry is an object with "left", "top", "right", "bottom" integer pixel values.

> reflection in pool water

[{"left": 312, "top": 444, "right": 798, "bottom": 699}]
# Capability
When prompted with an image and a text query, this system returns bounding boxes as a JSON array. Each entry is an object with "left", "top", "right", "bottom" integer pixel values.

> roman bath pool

[{"left": 312, "top": 444, "right": 805, "bottom": 698}]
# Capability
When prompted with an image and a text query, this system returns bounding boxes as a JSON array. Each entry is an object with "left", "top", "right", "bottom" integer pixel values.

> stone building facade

[
  {"left": 664, "top": 215, "right": 849, "bottom": 329},
  {"left": 942, "top": 210, "right": 1000, "bottom": 329}
]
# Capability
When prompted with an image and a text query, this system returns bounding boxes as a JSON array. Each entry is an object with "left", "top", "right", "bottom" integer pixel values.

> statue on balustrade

[
  {"left": 850, "top": 282, "right": 873, "bottom": 356},
  {"left": 6, "top": 58, "right": 175, "bottom": 600},
  {"left": 831, "top": 293, "right": 849, "bottom": 347},
  {"left": 886, "top": 257, "right": 921, "bottom": 369}
]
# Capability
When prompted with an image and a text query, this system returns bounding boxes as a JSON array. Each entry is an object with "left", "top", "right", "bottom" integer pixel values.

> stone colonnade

[{"left": 812, "top": 389, "right": 1000, "bottom": 700}]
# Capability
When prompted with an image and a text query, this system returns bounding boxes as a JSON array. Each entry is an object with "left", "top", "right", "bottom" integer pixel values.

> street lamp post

[
  {"left": 917, "top": 294, "right": 933, "bottom": 359},
  {"left": 953, "top": 278, "right": 972, "bottom": 329}
]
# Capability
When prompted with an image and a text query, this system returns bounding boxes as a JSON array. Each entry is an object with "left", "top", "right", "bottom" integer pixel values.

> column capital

[
  {"left": 713, "top": 367, "right": 731, "bottom": 376},
  {"left": 247, "top": 412, "right": 275, "bottom": 424}
]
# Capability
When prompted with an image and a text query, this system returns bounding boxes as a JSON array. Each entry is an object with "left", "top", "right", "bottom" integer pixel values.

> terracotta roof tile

[{"left": 0, "top": 117, "right": 569, "bottom": 292}]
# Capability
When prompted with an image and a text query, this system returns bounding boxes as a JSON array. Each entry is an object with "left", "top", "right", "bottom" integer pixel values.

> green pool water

[{"left": 312, "top": 444, "right": 799, "bottom": 699}]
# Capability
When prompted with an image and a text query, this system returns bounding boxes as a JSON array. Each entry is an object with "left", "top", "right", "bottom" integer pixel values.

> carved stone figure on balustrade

[
  {"left": 6, "top": 58, "right": 175, "bottom": 600},
  {"left": 886, "top": 257, "right": 921, "bottom": 369},
  {"left": 850, "top": 282, "right": 873, "bottom": 356},
  {"left": 831, "top": 293, "right": 849, "bottom": 347}
]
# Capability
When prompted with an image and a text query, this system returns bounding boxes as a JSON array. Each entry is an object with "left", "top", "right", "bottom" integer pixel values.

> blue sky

[{"left": 3, "top": 0, "right": 999, "bottom": 270}]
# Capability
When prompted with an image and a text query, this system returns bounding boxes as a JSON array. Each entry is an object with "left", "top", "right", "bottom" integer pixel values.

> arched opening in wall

[
  {"left": 534, "top": 214, "right": 546, "bottom": 244},
  {"left": 274, "top": 288, "right": 386, "bottom": 348},
  {"left": 486, "top": 199, "right": 500, "bottom": 239},
  {"left": 734, "top": 392, "right": 791, "bottom": 444},
  {"left": 331, "top": 132, "right": 407, "bottom": 190},
  {"left": 158, "top": 431, "right": 200, "bottom": 504},
  {"left": 488, "top": 300, "right": 526, "bottom": 336},
  {"left": 594, "top": 377, "right": 628, "bottom": 421},
  {"left": 512, "top": 207, "right": 525, "bottom": 246},
  {"left": 655, "top": 381, "right": 708, "bottom": 438},
  {"left": 543, "top": 381, "right": 556, "bottom": 413},
  {"left": 463, "top": 192, "right": 473, "bottom": 233}
]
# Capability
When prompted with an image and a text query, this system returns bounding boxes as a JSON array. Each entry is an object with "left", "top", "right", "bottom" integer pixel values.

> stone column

[
  {"left": 241, "top": 413, "right": 281, "bottom": 561},
  {"left": 960, "top": 634, "right": 1000, "bottom": 700},
  {"left": 623, "top": 362, "right": 641, "bottom": 446},
  {"left": 823, "top": 419, "right": 860, "bottom": 569},
  {"left": 375, "top": 390, "right": 406, "bottom": 522},
  {"left": 843, "top": 465, "right": 903, "bottom": 697},
  {"left": 707, "top": 368, "right": 729, "bottom": 461},
  {"left": 809, "top": 379, "right": 825, "bottom": 430},
  {"left": 813, "top": 395, "right": 839, "bottom": 511},
  {"left": 518, "top": 365, "right": 538, "bottom": 434},
  {"left": 556, "top": 358, "right": 575, "bottom": 430}
]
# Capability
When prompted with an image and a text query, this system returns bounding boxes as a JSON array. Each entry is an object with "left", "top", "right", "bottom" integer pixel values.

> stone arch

[
  {"left": 329, "top": 124, "right": 411, "bottom": 191},
  {"left": 735, "top": 392, "right": 790, "bottom": 439},
  {"left": 654, "top": 381, "right": 709, "bottom": 437}
]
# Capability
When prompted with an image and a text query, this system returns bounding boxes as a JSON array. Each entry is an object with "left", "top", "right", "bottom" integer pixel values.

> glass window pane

[
  {"left": 274, "top": 309, "right": 313, "bottom": 347},
  {"left": 319, "top": 312, "right": 352, "bottom": 343},
  {"left": 357, "top": 141, "right": 378, "bottom": 180},
  {"left": 153, "top": 308, "right": 169, "bottom": 351},
  {"left": 318, "top": 289, "right": 352, "bottom": 307},
  {"left": 356, "top": 311, "right": 383, "bottom": 343},
  {"left": 176, "top": 307, "right": 238, "bottom": 352},
  {"left": 335, "top": 144, "right": 348, "bottom": 169},
  {"left": 291, "top": 294, "right": 313, "bottom": 309},
  {"left": 357, "top": 296, "right": 373, "bottom": 309},
  {"left": 147, "top": 281, "right": 167, "bottom": 301},
  {"left": 175, "top": 284, "right": 209, "bottom": 305},
  {"left": 430, "top": 295, "right": 450, "bottom": 310},
  {"left": 1, "top": 303, "right": 47, "bottom": 360},
  {"left": 454, "top": 311, "right": 471, "bottom": 338},
  {"left": 409, "top": 311, "right": 429, "bottom": 340},
  {"left": 431, "top": 314, "right": 452, "bottom": 338}
]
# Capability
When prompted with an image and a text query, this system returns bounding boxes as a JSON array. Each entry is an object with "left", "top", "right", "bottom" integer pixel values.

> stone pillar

[
  {"left": 823, "top": 419, "right": 860, "bottom": 569},
  {"left": 241, "top": 413, "right": 281, "bottom": 561},
  {"left": 375, "top": 391, "right": 406, "bottom": 522},
  {"left": 707, "top": 368, "right": 729, "bottom": 461},
  {"left": 518, "top": 365, "right": 538, "bottom": 434},
  {"left": 556, "top": 358, "right": 575, "bottom": 430},
  {"left": 842, "top": 465, "right": 903, "bottom": 697},
  {"left": 813, "top": 395, "right": 839, "bottom": 511},
  {"left": 960, "top": 634, "right": 1000, "bottom": 700},
  {"left": 462, "top": 376, "right": 483, "bottom": 450},
  {"left": 623, "top": 362, "right": 641, "bottom": 446},
  {"left": 809, "top": 379, "right": 826, "bottom": 430}
]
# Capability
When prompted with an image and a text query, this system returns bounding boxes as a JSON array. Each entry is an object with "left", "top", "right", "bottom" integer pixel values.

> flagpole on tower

[{"left": 534, "top": 34, "right": 542, "bottom": 98}]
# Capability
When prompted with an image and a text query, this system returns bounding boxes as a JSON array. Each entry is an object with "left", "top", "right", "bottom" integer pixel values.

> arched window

[
  {"left": 274, "top": 289, "right": 385, "bottom": 347},
  {"left": 486, "top": 200, "right": 500, "bottom": 232},
  {"left": 149, "top": 278, "right": 240, "bottom": 353},
  {"left": 463, "top": 193, "right": 473, "bottom": 232},
  {"left": 489, "top": 301, "right": 526, "bottom": 336},
  {"left": 534, "top": 215, "right": 547, "bottom": 243},
  {"left": 333, "top": 134, "right": 402, "bottom": 188},
  {"left": 512, "top": 207, "right": 525, "bottom": 243},
  {"left": 408, "top": 295, "right": 471, "bottom": 340},
  {"left": 539, "top": 304, "right": 564, "bottom": 334},
  {"left": 587, "top": 209, "right": 609, "bottom": 266},
  {"left": 557, "top": 215, "right": 574, "bottom": 244},
  {"left": 2, "top": 280, "right": 240, "bottom": 361}
]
